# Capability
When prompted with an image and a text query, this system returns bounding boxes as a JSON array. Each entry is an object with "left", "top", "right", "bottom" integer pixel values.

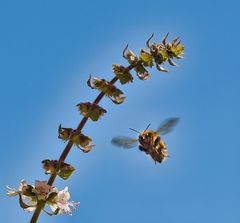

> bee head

[{"left": 139, "top": 130, "right": 153, "bottom": 144}]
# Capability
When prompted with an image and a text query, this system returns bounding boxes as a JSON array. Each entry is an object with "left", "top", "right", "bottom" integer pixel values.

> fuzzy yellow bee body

[
  {"left": 138, "top": 130, "right": 168, "bottom": 163},
  {"left": 111, "top": 118, "right": 179, "bottom": 164}
]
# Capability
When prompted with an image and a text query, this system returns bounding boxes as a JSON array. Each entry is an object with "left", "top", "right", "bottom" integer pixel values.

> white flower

[
  {"left": 7, "top": 179, "right": 28, "bottom": 196},
  {"left": 21, "top": 195, "right": 37, "bottom": 212},
  {"left": 6, "top": 186, "right": 19, "bottom": 197},
  {"left": 7, "top": 179, "right": 37, "bottom": 212},
  {"left": 32, "top": 180, "right": 53, "bottom": 201},
  {"left": 50, "top": 187, "right": 80, "bottom": 215}
]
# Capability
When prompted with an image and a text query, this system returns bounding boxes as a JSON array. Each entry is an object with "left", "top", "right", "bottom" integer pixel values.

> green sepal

[
  {"left": 22, "top": 185, "right": 36, "bottom": 197},
  {"left": 58, "top": 125, "right": 72, "bottom": 141},
  {"left": 42, "top": 159, "right": 75, "bottom": 180},
  {"left": 112, "top": 64, "right": 133, "bottom": 84},
  {"left": 42, "top": 159, "right": 59, "bottom": 175},
  {"left": 72, "top": 133, "right": 92, "bottom": 147},
  {"left": 47, "top": 192, "right": 58, "bottom": 204},
  {"left": 140, "top": 49, "right": 153, "bottom": 67},
  {"left": 156, "top": 64, "right": 168, "bottom": 72},
  {"left": 58, "top": 163, "right": 75, "bottom": 180},
  {"left": 19, "top": 194, "right": 37, "bottom": 209},
  {"left": 76, "top": 102, "right": 107, "bottom": 121},
  {"left": 71, "top": 132, "right": 94, "bottom": 152},
  {"left": 134, "top": 64, "right": 150, "bottom": 80},
  {"left": 42, "top": 207, "right": 60, "bottom": 216},
  {"left": 86, "top": 76, "right": 126, "bottom": 104},
  {"left": 123, "top": 49, "right": 138, "bottom": 65},
  {"left": 159, "top": 49, "right": 168, "bottom": 62},
  {"left": 170, "top": 44, "right": 184, "bottom": 58}
]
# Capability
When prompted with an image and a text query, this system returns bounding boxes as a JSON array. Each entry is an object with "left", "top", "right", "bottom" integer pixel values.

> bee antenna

[
  {"left": 129, "top": 128, "right": 140, "bottom": 133},
  {"left": 144, "top": 123, "right": 151, "bottom": 132}
]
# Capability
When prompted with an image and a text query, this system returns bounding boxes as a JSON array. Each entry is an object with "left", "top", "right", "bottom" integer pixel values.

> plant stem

[{"left": 29, "top": 76, "right": 119, "bottom": 223}]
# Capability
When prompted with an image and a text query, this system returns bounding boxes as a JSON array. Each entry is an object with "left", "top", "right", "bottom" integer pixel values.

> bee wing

[
  {"left": 111, "top": 136, "right": 138, "bottom": 149},
  {"left": 156, "top": 117, "right": 180, "bottom": 135}
]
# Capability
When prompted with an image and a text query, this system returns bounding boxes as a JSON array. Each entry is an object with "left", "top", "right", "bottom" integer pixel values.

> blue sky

[{"left": 1, "top": 0, "right": 239, "bottom": 222}]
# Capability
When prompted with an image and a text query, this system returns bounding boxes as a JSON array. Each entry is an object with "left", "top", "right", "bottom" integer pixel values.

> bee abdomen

[{"left": 151, "top": 140, "right": 168, "bottom": 163}]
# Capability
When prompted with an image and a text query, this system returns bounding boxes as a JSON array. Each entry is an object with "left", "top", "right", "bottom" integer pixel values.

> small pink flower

[{"left": 32, "top": 180, "right": 53, "bottom": 201}]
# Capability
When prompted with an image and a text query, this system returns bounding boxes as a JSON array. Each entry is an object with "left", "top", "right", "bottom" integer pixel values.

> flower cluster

[
  {"left": 58, "top": 124, "right": 95, "bottom": 153},
  {"left": 7, "top": 180, "right": 79, "bottom": 216}
]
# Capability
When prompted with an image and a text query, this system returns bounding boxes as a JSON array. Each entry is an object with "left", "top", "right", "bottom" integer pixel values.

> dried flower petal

[{"left": 168, "top": 58, "right": 177, "bottom": 66}]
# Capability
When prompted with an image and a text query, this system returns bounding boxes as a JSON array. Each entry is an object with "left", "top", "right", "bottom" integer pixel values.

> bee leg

[
  {"left": 139, "top": 145, "right": 149, "bottom": 154},
  {"left": 139, "top": 145, "right": 144, "bottom": 152}
]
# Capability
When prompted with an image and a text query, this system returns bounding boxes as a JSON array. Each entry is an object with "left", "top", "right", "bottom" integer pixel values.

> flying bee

[{"left": 111, "top": 117, "right": 180, "bottom": 163}]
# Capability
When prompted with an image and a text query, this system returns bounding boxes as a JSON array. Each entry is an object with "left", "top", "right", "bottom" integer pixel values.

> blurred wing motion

[
  {"left": 156, "top": 117, "right": 180, "bottom": 135},
  {"left": 111, "top": 136, "right": 138, "bottom": 149}
]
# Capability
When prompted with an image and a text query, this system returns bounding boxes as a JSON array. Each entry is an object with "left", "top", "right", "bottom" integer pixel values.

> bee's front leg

[
  {"left": 139, "top": 145, "right": 144, "bottom": 151},
  {"left": 139, "top": 145, "right": 149, "bottom": 154}
]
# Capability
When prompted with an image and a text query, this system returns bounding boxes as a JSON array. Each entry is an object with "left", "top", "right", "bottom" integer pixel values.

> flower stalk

[{"left": 7, "top": 33, "right": 184, "bottom": 223}]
